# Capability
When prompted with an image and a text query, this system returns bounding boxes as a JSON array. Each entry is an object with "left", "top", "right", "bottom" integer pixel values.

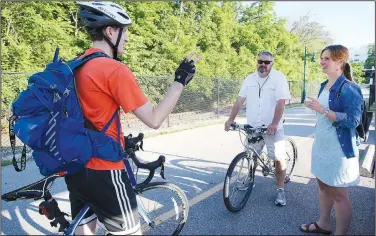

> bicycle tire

[
  {"left": 223, "top": 152, "right": 256, "bottom": 213},
  {"left": 284, "top": 138, "right": 298, "bottom": 183},
  {"left": 135, "top": 182, "right": 189, "bottom": 235}
]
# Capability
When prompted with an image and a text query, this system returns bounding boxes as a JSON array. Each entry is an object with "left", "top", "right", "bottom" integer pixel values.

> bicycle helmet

[{"left": 77, "top": 1, "right": 132, "bottom": 60}]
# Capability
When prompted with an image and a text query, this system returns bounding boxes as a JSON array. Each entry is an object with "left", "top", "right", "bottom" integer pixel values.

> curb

[{"left": 359, "top": 144, "right": 375, "bottom": 178}]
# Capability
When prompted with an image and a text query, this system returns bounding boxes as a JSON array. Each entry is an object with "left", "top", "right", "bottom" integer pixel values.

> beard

[
  {"left": 258, "top": 65, "right": 271, "bottom": 76},
  {"left": 258, "top": 66, "right": 267, "bottom": 74}
]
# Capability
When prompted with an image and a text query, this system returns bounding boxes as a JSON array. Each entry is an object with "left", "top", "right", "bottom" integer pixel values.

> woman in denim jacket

[{"left": 300, "top": 45, "right": 363, "bottom": 235}]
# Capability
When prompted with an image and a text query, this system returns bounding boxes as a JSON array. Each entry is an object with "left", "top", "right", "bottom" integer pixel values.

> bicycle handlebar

[
  {"left": 124, "top": 133, "right": 166, "bottom": 188},
  {"left": 1, "top": 174, "right": 59, "bottom": 202},
  {"left": 230, "top": 123, "right": 268, "bottom": 134}
]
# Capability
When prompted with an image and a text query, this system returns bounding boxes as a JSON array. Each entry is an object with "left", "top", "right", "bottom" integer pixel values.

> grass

[{"left": 1, "top": 159, "right": 13, "bottom": 167}]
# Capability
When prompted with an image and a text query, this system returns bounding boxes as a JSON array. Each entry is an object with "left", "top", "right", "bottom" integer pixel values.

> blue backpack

[{"left": 9, "top": 48, "right": 126, "bottom": 176}]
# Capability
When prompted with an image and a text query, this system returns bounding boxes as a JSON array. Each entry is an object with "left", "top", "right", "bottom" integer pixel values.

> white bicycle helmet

[
  {"left": 77, "top": 1, "right": 132, "bottom": 29},
  {"left": 76, "top": 1, "right": 132, "bottom": 60}
]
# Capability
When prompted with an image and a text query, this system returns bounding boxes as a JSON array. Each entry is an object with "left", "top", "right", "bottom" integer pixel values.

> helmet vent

[
  {"left": 118, "top": 12, "right": 130, "bottom": 20},
  {"left": 110, "top": 4, "right": 122, "bottom": 10}
]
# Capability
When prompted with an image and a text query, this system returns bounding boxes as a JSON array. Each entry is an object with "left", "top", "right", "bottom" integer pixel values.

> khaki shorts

[{"left": 247, "top": 129, "right": 286, "bottom": 161}]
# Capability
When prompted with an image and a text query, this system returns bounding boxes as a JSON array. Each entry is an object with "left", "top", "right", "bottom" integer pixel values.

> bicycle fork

[{"left": 137, "top": 199, "right": 154, "bottom": 228}]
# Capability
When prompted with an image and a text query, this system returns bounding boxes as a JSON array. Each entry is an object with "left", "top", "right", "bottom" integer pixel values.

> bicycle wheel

[
  {"left": 223, "top": 152, "right": 256, "bottom": 213},
  {"left": 284, "top": 138, "right": 298, "bottom": 183},
  {"left": 135, "top": 182, "right": 189, "bottom": 235}
]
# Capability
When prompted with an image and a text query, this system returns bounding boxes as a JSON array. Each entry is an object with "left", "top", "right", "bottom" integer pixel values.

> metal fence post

[
  {"left": 288, "top": 81, "right": 291, "bottom": 105},
  {"left": 217, "top": 78, "right": 220, "bottom": 119},
  {"left": 167, "top": 78, "right": 170, "bottom": 127}
]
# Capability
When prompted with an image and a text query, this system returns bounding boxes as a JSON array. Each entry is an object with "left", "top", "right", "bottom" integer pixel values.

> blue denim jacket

[{"left": 317, "top": 74, "right": 363, "bottom": 158}]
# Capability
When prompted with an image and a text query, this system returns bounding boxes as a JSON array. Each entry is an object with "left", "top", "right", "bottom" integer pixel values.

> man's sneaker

[{"left": 275, "top": 188, "right": 286, "bottom": 206}]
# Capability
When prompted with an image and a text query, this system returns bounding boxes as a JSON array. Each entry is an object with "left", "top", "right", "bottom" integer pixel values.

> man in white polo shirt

[{"left": 224, "top": 51, "right": 291, "bottom": 206}]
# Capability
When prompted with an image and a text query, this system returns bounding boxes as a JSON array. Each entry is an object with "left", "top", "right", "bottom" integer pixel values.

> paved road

[{"left": 1, "top": 106, "right": 375, "bottom": 235}]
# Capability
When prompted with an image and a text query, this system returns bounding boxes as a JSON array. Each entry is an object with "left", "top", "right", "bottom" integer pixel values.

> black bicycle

[
  {"left": 2, "top": 133, "right": 189, "bottom": 235},
  {"left": 223, "top": 123, "right": 298, "bottom": 213}
]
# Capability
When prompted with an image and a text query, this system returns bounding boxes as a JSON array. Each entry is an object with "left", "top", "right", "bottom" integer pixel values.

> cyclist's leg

[
  {"left": 75, "top": 220, "right": 98, "bottom": 235},
  {"left": 65, "top": 171, "right": 99, "bottom": 235},
  {"left": 263, "top": 129, "right": 287, "bottom": 188},
  {"left": 88, "top": 169, "right": 141, "bottom": 235},
  {"left": 106, "top": 227, "right": 142, "bottom": 235}
]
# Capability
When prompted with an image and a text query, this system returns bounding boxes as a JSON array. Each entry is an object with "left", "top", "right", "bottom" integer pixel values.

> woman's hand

[{"left": 305, "top": 96, "right": 325, "bottom": 114}]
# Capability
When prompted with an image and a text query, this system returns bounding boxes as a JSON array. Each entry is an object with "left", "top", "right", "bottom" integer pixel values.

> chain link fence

[
  {"left": 1, "top": 73, "right": 314, "bottom": 130},
  {"left": 1, "top": 72, "right": 319, "bottom": 160}
]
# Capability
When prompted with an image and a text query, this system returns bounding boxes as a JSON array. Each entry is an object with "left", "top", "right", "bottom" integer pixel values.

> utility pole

[{"left": 301, "top": 46, "right": 316, "bottom": 103}]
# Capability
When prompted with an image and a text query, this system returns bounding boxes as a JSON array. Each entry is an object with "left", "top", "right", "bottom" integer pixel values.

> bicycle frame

[
  {"left": 1, "top": 133, "right": 168, "bottom": 235},
  {"left": 233, "top": 124, "right": 275, "bottom": 177},
  {"left": 64, "top": 156, "right": 155, "bottom": 235}
]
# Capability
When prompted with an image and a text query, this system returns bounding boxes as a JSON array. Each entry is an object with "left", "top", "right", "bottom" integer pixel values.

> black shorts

[{"left": 65, "top": 168, "right": 140, "bottom": 234}]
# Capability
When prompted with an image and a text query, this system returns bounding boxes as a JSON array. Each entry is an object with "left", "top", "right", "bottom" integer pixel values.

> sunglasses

[{"left": 258, "top": 60, "right": 272, "bottom": 65}]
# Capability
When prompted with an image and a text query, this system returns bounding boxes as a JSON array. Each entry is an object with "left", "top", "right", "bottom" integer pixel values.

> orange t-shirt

[{"left": 76, "top": 48, "right": 148, "bottom": 170}]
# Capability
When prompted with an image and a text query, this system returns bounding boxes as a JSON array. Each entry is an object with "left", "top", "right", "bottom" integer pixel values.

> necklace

[{"left": 258, "top": 75, "right": 270, "bottom": 98}]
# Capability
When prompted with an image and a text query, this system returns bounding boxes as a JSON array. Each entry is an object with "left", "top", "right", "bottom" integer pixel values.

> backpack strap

[
  {"left": 68, "top": 52, "right": 110, "bottom": 70},
  {"left": 336, "top": 79, "right": 349, "bottom": 98},
  {"left": 70, "top": 52, "right": 122, "bottom": 144},
  {"left": 69, "top": 52, "right": 111, "bottom": 132},
  {"left": 9, "top": 115, "right": 27, "bottom": 172}
]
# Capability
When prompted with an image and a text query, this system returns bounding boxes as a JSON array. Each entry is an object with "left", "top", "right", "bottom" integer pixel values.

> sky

[{"left": 246, "top": 1, "right": 375, "bottom": 61}]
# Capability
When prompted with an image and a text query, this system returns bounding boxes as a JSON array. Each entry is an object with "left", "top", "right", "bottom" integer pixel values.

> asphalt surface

[{"left": 1, "top": 106, "right": 375, "bottom": 235}]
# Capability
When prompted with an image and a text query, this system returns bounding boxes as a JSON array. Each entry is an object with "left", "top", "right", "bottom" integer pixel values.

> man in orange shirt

[{"left": 65, "top": 2, "right": 200, "bottom": 235}]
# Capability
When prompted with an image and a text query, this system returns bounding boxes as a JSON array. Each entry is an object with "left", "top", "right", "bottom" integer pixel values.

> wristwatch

[{"left": 322, "top": 108, "right": 330, "bottom": 116}]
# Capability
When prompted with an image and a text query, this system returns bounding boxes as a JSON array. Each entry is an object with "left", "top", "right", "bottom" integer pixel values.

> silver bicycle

[{"left": 223, "top": 123, "right": 298, "bottom": 213}]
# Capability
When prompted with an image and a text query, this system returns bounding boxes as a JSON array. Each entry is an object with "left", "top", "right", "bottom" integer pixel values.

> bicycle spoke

[
  {"left": 136, "top": 182, "right": 188, "bottom": 235},
  {"left": 228, "top": 156, "right": 253, "bottom": 208}
]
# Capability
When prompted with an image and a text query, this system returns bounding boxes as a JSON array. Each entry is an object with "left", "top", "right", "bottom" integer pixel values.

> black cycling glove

[{"left": 174, "top": 57, "right": 196, "bottom": 86}]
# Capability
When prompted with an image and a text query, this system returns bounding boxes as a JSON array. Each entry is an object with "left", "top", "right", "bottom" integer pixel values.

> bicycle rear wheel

[
  {"left": 223, "top": 152, "right": 256, "bottom": 213},
  {"left": 284, "top": 138, "right": 298, "bottom": 183},
  {"left": 135, "top": 182, "right": 189, "bottom": 235}
]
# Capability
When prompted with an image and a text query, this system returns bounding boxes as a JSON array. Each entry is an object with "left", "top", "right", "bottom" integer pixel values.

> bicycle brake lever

[{"left": 160, "top": 164, "right": 165, "bottom": 179}]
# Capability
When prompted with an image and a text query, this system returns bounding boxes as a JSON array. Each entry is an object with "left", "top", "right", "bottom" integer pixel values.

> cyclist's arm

[
  {"left": 228, "top": 96, "right": 246, "bottom": 121},
  {"left": 133, "top": 82, "right": 184, "bottom": 129},
  {"left": 271, "top": 99, "right": 285, "bottom": 125}
]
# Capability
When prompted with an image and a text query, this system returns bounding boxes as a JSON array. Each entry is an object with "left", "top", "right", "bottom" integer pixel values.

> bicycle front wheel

[
  {"left": 284, "top": 138, "right": 298, "bottom": 183},
  {"left": 223, "top": 152, "right": 256, "bottom": 213},
  {"left": 135, "top": 182, "right": 189, "bottom": 235}
]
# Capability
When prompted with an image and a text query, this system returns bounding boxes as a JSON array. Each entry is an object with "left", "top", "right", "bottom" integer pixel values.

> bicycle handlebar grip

[
  {"left": 158, "top": 155, "right": 166, "bottom": 164},
  {"left": 1, "top": 192, "right": 17, "bottom": 202},
  {"left": 230, "top": 123, "right": 237, "bottom": 130}
]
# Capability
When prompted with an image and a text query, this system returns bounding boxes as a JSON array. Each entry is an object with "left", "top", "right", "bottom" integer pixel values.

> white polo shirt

[{"left": 238, "top": 69, "right": 291, "bottom": 129}]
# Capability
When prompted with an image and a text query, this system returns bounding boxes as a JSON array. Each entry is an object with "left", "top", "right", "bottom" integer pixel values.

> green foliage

[
  {"left": 351, "top": 62, "right": 366, "bottom": 84},
  {"left": 364, "top": 44, "right": 375, "bottom": 78},
  {"left": 1, "top": 1, "right": 339, "bottom": 124}
]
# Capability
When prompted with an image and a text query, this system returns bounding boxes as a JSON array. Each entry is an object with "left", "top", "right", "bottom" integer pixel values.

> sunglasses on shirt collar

[{"left": 258, "top": 60, "right": 272, "bottom": 65}]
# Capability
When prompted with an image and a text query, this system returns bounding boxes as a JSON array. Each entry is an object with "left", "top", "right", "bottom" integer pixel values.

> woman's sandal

[{"left": 300, "top": 222, "right": 332, "bottom": 235}]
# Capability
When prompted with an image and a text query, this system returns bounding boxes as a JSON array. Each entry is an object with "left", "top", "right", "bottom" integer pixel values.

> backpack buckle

[{"left": 63, "top": 89, "right": 70, "bottom": 97}]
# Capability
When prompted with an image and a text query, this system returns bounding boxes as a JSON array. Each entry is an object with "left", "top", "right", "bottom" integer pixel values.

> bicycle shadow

[
  {"left": 2, "top": 150, "right": 375, "bottom": 235},
  {"left": 126, "top": 151, "right": 231, "bottom": 200},
  {"left": 1, "top": 154, "right": 230, "bottom": 235}
]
